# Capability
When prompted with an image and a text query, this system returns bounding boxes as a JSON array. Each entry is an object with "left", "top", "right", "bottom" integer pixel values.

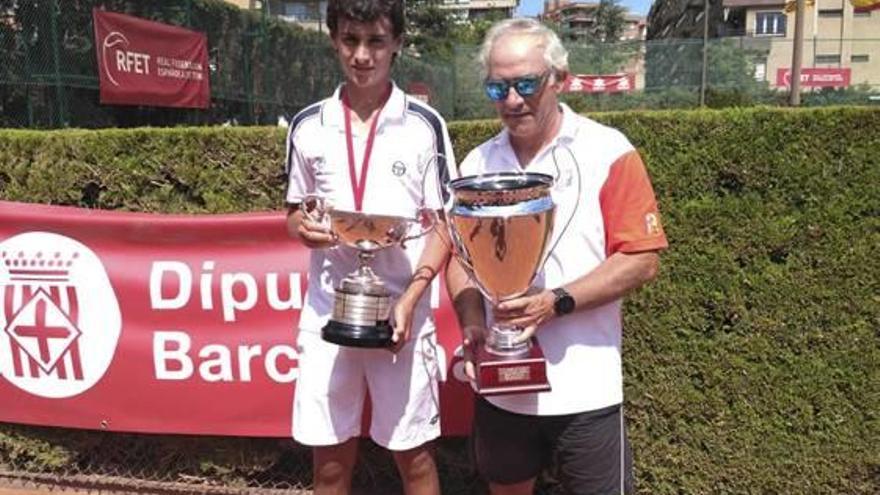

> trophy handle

[
  {"left": 398, "top": 206, "right": 437, "bottom": 245},
  {"left": 539, "top": 145, "right": 583, "bottom": 273},
  {"left": 418, "top": 152, "right": 452, "bottom": 213},
  {"left": 301, "top": 194, "right": 329, "bottom": 224},
  {"left": 385, "top": 152, "right": 449, "bottom": 248},
  {"left": 413, "top": 151, "right": 457, "bottom": 251},
  {"left": 300, "top": 195, "right": 336, "bottom": 246},
  {"left": 417, "top": 151, "right": 479, "bottom": 281}
]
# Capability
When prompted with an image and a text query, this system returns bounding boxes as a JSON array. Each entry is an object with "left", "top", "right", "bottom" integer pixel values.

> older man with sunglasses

[{"left": 445, "top": 18, "right": 668, "bottom": 495}]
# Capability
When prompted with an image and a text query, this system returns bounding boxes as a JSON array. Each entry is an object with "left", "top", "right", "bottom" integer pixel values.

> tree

[
  {"left": 403, "top": 1, "right": 510, "bottom": 119},
  {"left": 593, "top": 0, "right": 627, "bottom": 42},
  {"left": 546, "top": 0, "right": 635, "bottom": 76},
  {"left": 549, "top": 0, "right": 626, "bottom": 43},
  {"left": 405, "top": 1, "right": 505, "bottom": 60},
  {"left": 405, "top": 0, "right": 457, "bottom": 59}
]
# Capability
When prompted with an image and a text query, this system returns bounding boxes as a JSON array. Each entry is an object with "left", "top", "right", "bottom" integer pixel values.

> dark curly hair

[{"left": 326, "top": 0, "right": 405, "bottom": 39}]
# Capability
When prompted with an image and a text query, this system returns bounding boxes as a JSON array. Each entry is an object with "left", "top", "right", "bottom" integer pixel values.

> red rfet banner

[
  {"left": 93, "top": 9, "right": 210, "bottom": 108},
  {"left": 775, "top": 68, "right": 851, "bottom": 88},
  {"left": 562, "top": 73, "right": 635, "bottom": 93},
  {"left": 0, "top": 201, "right": 474, "bottom": 437}
]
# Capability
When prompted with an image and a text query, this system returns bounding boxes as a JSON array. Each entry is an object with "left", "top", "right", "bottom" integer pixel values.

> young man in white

[
  {"left": 446, "top": 18, "right": 668, "bottom": 494},
  {"left": 284, "top": 1, "right": 455, "bottom": 494}
]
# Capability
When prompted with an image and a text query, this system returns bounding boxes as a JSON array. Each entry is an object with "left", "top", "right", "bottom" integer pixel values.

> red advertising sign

[
  {"left": 0, "top": 201, "right": 473, "bottom": 437},
  {"left": 852, "top": 0, "right": 880, "bottom": 13},
  {"left": 407, "top": 81, "right": 433, "bottom": 105},
  {"left": 775, "top": 68, "right": 851, "bottom": 88},
  {"left": 93, "top": 9, "right": 210, "bottom": 108},
  {"left": 562, "top": 73, "right": 635, "bottom": 93}
]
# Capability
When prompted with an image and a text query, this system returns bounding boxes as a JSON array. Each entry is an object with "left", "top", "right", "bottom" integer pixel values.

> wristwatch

[{"left": 552, "top": 288, "right": 575, "bottom": 316}]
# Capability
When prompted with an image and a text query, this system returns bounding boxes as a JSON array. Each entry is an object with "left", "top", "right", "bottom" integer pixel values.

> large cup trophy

[
  {"left": 303, "top": 198, "right": 433, "bottom": 348},
  {"left": 445, "top": 172, "right": 558, "bottom": 395}
]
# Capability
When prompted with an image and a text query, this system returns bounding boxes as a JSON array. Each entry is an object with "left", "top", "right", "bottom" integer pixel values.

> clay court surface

[
  {"left": 0, "top": 482, "right": 318, "bottom": 495},
  {"left": 1, "top": 488, "right": 78, "bottom": 495},
  {"left": 0, "top": 486, "right": 92, "bottom": 495}
]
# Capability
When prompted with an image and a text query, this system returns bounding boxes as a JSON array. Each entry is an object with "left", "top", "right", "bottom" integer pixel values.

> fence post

[
  {"left": 789, "top": 0, "right": 805, "bottom": 106},
  {"left": 451, "top": 45, "right": 458, "bottom": 121},
  {"left": 259, "top": 12, "right": 270, "bottom": 125},
  {"left": 699, "top": 0, "right": 709, "bottom": 107},
  {"left": 252, "top": 15, "right": 274, "bottom": 125},
  {"left": 244, "top": 39, "right": 252, "bottom": 124},
  {"left": 22, "top": 20, "right": 34, "bottom": 127},
  {"left": 243, "top": 28, "right": 254, "bottom": 125},
  {"left": 49, "top": 0, "right": 66, "bottom": 127}
]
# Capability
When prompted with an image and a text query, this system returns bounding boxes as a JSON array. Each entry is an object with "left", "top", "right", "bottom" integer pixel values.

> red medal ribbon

[{"left": 342, "top": 84, "right": 392, "bottom": 212}]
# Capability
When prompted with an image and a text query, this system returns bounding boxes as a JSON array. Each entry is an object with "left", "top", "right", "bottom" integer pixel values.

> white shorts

[{"left": 292, "top": 330, "right": 442, "bottom": 451}]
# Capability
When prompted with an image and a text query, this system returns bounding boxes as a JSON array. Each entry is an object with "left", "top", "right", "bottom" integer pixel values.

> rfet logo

[
  {"left": 101, "top": 30, "right": 151, "bottom": 87},
  {"left": 0, "top": 232, "right": 121, "bottom": 398}
]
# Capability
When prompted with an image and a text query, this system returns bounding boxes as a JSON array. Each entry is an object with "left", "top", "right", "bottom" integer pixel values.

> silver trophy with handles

[
  {"left": 303, "top": 197, "right": 434, "bottom": 348},
  {"left": 442, "top": 148, "right": 580, "bottom": 395}
]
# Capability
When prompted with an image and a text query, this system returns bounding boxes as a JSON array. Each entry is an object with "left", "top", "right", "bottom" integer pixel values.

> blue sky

[{"left": 516, "top": 0, "right": 654, "bottom": 16}]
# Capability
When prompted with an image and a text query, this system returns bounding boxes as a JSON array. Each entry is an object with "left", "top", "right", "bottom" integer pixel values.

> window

[
  {"left": 815, "top": 54, "right": 841, "bottom": 64},
  {"left": 282, "top": 2, "right": 305, "bottom": 15},
  {"left": 852, "top": 54, "right": 870, "bottom": 63},
  {"left": 818, "top": 9, "right": 843, "bottom": 17},
  {"left": 282, "top": 2, "right": 312, "bottom": 20},
  {"left": 754, "top": 62, "right": 766, "bottom": 81},
  {"left": 755, "top": 12, "right": 786, "bottom": 36},
  {"left": 854, "top": 10, "right": 872, "bottom": 17}
]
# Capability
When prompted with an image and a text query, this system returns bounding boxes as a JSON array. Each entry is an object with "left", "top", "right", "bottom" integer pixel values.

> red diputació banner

[
  {"left": 0, "top": 201, "right": 474, "bottom": 437},
  {"left": 93, "top": 9, "right": 210, "bottom": 109},
  {"left": 562, "top": 73, "right": 635, "bottom": 94}
]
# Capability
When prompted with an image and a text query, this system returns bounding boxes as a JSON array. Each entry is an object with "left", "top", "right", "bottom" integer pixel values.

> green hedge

[{"left": 1, "top": 107, "right": 878, "bottom": 494}]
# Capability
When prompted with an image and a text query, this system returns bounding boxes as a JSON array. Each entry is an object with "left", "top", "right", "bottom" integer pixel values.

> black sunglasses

[{"left": 484, "top": 71, "right": 552, "bottom": 102}]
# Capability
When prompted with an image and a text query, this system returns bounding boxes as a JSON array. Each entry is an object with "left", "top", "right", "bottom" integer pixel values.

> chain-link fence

[
  {"left": 2, "top": 1, "right": 879, "bottom": 129},
  {"left": 0, "top": 423, "right": 596, "bottom": 494},
  {"left": 0, "top": 0, "right": 453, "bottom": 129},
  {"left": 0, "top": 424, "right": 492, "bottom": 494}
]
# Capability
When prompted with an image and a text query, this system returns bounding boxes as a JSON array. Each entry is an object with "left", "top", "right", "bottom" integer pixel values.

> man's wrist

[
  {"left": 551, "top": 287, "right": 576, "bottom": 316},
  {"left": 461, "top": 325, "right": 484, "bottom": 344},
  {"left": 398, "top": 286, "right": 423, "bottom": 308}
]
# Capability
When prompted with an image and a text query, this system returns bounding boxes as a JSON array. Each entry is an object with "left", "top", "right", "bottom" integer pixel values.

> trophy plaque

[
  {"left": 445, "top": 172, "right": 557, "bottom": 396},
  {"left": 304, "top": 199, "right": 431, "bottom": 348}
]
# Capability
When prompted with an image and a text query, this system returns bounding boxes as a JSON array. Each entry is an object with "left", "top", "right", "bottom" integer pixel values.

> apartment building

[
  {"left": 223, "top": 0, "right": 255, "bottom": 8},
  {"left": 223, "top": 0, "right": 327, "bottom": 31},
  {"left": 438, "top": 0, "right": 520, "bottom": 20},
  {"left": 540, "top": 1, "right": 647, "bottom": 90},
  {"left": 543, "top": 0, "right": 646, "bottom": 41},
  {"left": 723, "top": 0, "right": 880, "bottom": 88},
  {"left": 227, "top": 1, "right": 519, "bottom": 30}
]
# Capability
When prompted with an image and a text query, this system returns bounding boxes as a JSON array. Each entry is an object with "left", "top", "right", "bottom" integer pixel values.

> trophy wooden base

[
  {"left": 322, "top": 320, "right": 393, "bottom": 348},
  {"left": 474, "top": 338, "right": 551, "bottom": 396}
]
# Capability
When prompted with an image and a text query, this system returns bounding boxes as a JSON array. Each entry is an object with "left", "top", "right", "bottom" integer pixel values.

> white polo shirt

[
  {"left": 458, "top": 104, "right": 668, "bottom": 416},
  {"left": 285, "top": 83, "right": 456, "bottom": 337}
]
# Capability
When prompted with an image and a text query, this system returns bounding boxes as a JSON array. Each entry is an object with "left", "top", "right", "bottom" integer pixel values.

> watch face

[{"left": 554, "top": 290, "right": 575, "bottom": 315}]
